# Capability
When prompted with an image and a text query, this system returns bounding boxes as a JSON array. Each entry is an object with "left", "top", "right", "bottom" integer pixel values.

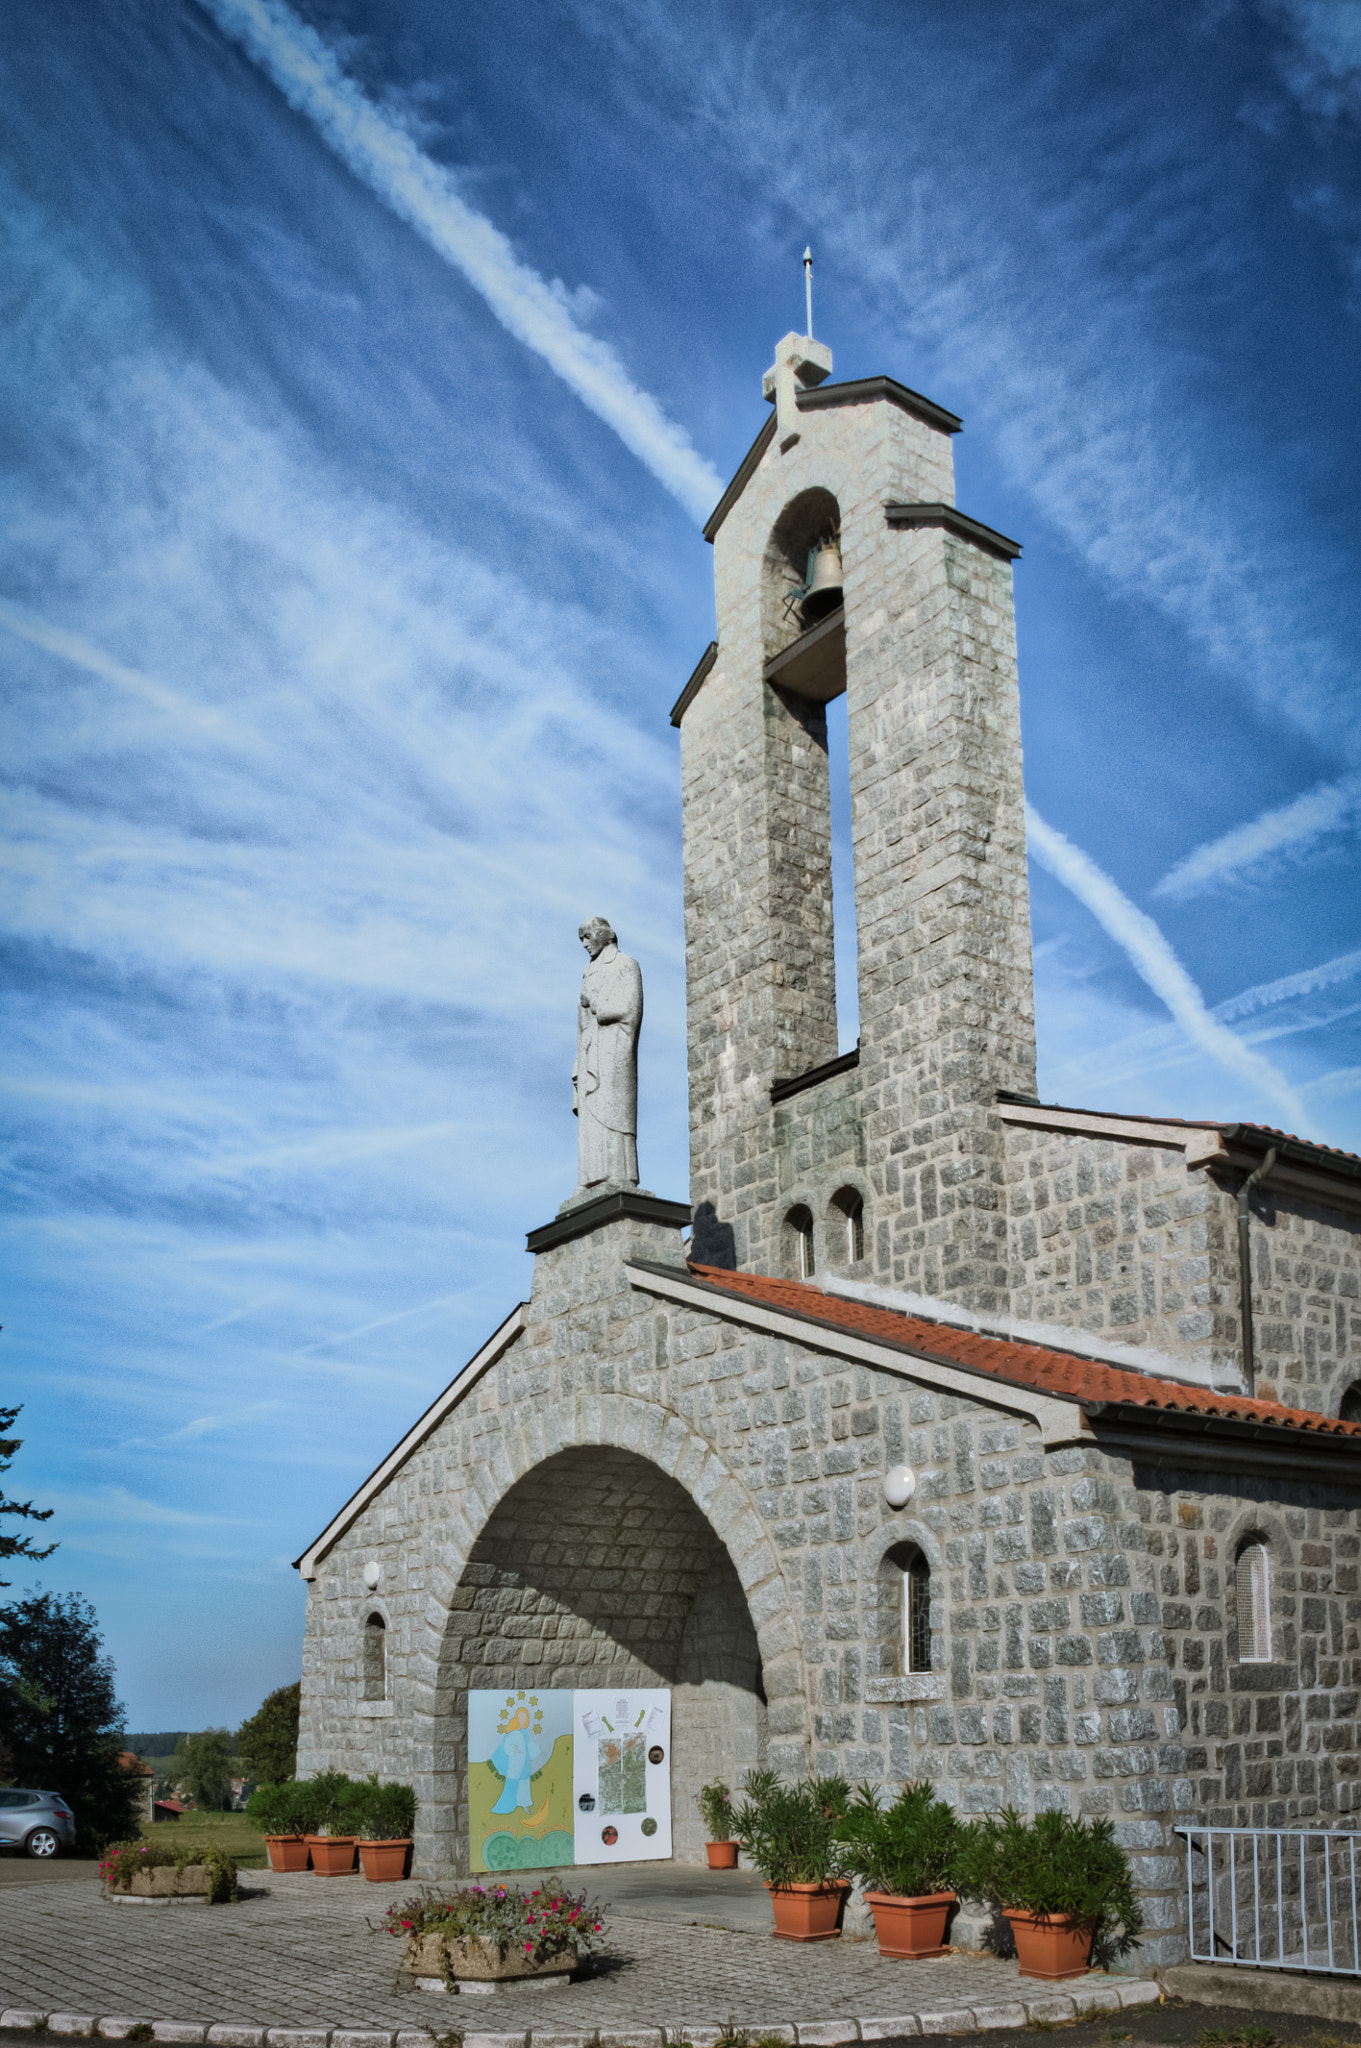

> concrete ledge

[
  {"left": 0, "top": 1983, "right": 1162, "bottom": 2048},
  {"left": 1162, "top": 1962, "right": 1361, "bottom": 2021}
]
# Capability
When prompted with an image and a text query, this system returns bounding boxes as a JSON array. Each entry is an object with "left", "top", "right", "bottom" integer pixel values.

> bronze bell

[{"left": 800, "top": 540, "right": 844, "bottom": 623}]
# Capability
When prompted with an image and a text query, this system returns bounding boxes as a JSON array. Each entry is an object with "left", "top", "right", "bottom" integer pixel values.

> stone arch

[
  {"left": 863, "top": 1515, "right": 944, "bottom": 1683},
  {"left": 762, "top": 485, "right": 843, "bottom": 661},
  {"left": 1223, "top": 1504, "right": 1296, "bottom": 1669},
  {"left": 827, "top": 1182, "right": 867, "bottom": 1268},
  {"left": 411, "top": 1400, "right": 807, "bottom": 1875}
]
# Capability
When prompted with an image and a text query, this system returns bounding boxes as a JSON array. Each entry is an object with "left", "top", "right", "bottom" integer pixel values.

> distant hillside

[{"left": 126, "top": 1731, "right": 237, "bottom": 1757}]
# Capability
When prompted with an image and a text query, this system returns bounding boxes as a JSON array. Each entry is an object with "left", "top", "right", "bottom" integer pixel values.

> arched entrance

[{"left": 437, "top": 1445, "right": 768, "bottom": 1869}]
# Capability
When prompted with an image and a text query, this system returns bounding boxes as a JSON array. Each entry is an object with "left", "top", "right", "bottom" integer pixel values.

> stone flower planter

[
  {"left": 358, "top": 1838, "right": 412, "bottom": 1882},
  {"left": 304, "top": 1834, "right": 357, "bottom": 1875},
  {"left": 264, "top": 1835, "right": 309, "bottom": 1873},
  {"left": 705, "top": 1841, "right": 738, "bottom": 1869},
  {"left": 1004, "top": 1909, "right": 1095, "bottom": 1981},
  {"left": 405, "top": 1933, "right": 577, "bottom": 1989},
  {"left": 108, "top": 1864, "right": 211, "bottom": 1904},
  {"left": 863, "top": 1889, "right": 954, "bottom": 1959},
  {"left": 763, "top": 1878, "right": 850, "bottom": 1942}
]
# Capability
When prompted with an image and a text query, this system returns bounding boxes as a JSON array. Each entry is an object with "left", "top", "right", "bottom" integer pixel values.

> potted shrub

[
  {"left": 246, "top": 1781, "right": 309, "bottom": 1873},
  {"left": 732, "top": 1768, "right": 852, "bottom": 1941},
  {"left": 298, "top": 1770, "right": 360, "bottom": 1875},
  {"left": 837, "top": 1780, "right": 959, "bottom": 1959},
  {"left": 697, "top": 1780, "right": 737, "bottom": 1868},
  {"left": 357, "top": 1778, "right": 417, "bottom": 1882},
  {"left": 376, "top": 1879, "right": 606, "bottom": 1988},
  {"left": 953, "top": 1808, "right": 1143, "bottom": 1981}
]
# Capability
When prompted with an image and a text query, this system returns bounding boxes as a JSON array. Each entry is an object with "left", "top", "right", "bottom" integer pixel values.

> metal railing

[{"left": 1177, "top": 1825, "right": 1361, "bottom": 1975}]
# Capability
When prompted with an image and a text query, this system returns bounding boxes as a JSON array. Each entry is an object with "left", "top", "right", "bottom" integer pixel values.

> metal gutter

[{"left": 670, "top": 641, "right": 718, "bottom": 728}]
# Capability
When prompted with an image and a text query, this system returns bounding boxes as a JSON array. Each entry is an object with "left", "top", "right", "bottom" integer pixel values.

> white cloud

[
  {"left": 1025, "top": 802, "right": 1309, "bottom": 1128},
  {"left": 1154, "top": 773, "right": 1361, "bottom": 898},
  {"left": 194, "top": 0, "right": 724, "bottom": 522}
]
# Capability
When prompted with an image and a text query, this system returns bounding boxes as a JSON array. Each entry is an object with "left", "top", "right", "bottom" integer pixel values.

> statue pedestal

[{"left": 526, "top": 1188, "right": 690, "bottom": 1257}]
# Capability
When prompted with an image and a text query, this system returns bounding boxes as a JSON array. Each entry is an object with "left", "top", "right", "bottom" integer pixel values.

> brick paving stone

[{"left": 0, "top": 1873, "right": 1158, "bottom": 2041}]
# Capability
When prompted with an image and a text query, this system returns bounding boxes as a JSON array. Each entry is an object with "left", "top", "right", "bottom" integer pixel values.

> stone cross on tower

[{"left": 762, "top": 248, "right": 832, "bottom": 450}]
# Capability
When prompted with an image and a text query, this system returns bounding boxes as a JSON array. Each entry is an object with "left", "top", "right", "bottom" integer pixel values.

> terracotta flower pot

[
  {"left": 705, "top": 1841, "right": 739, "bottom": 1869},
  {"left": 264, "top": 1835, "right": 310, "bottom": 1873},
  {"left": 864, "top": 1889, "right": 955, "bottom": 1959},
  {"left": 304, "top": 1833, "right": 357, "bottom": 1875},
  {"left": 764, "top": 1877, "right": 851, "bottom": 1942},
  {"left": 1004, "top": 1908, "right": 1095, "bottom": 1981},
  {"left": 359, "top": 1838, "right": 412, "bottom": 1882}
]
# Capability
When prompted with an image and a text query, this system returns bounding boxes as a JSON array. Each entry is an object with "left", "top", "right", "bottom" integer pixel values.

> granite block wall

[{"left": 297, "top": 1209, "right": 1361, "bottom": 1964}]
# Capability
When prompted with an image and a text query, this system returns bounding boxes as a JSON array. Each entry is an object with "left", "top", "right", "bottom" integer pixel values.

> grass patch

[
  {"left": 1199, "top": 2031, "right": 1274, "bottom": 2048},
  {"left": 139, "top": 1812, "right": 266, "bottom": 1870}
]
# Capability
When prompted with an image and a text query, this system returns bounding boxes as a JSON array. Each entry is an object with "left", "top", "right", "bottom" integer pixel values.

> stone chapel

[{"left": 295, "top": 329, "right": 1361, "bottom": 1970}]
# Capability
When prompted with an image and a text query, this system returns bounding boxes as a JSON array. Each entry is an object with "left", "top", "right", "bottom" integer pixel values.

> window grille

[
  {"left": 363, "top": 1612, "right": 387, "bottom": 1700},
  {"left": 1237, "top": 1543, "right": 1270, "bottom": 1662},
  {"left": 904, "top": 1555, "right": 931, "bottom": 1673}
]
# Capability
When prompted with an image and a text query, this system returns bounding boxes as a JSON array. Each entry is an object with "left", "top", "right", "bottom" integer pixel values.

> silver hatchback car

[{"left": 0, "top": 1788, "right": 76, "bottom": 1857}]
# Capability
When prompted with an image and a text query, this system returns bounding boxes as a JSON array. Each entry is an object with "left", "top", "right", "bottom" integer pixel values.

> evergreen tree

[
  {"left": 0, "top": 1591, "right": 140, "bottom": 1850},
  {"left": 236, "top": 1680, "right": 300, "bottom": 1783},
  {"left": 0, "top": 1404, "right": 57, "bottom": 1586},
  {"left": 171, "top": 1727, "right": 235, "bottom": 1809}
]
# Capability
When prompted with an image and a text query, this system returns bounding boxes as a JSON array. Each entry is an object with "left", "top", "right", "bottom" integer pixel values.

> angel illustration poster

[
  {"left": 467, "top": 1687, "right": 574, "bottom": 1873},
  {"left": 467, "top": 1686, "right": 671, "bottom": 1870}
]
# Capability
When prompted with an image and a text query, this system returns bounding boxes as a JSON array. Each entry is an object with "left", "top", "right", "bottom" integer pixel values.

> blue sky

[{"left": 2, "top": 0, "right": 1359, "bottom": 1730}]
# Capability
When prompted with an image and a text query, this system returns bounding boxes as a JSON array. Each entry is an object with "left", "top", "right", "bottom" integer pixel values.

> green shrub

[
  {"left": 99, "top": 1837, "right": 239, "bottom": 1903},
  {"left": 245, "top": 1780, "right": 308, "bottom": 1836},
  {"left": 358, "top": 1777, "right": 417, "bottom": 1841},
  {"left": 696, "top": 1780, "right": 734, "bottom": 1841},
  {"left": 731, "top": 1768, "right": 853, "bottom": 1888},
  {"left": 836, "top": 1780, "right": 959, "bottom": 1898},
  {"left": 953, "top": 1808, "right": 1143, "bottom": 1956}
]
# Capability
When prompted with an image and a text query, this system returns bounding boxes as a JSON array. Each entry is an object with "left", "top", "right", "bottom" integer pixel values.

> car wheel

[{"left": 25, "top": 1828, "right": 60, "bottom": 1859}]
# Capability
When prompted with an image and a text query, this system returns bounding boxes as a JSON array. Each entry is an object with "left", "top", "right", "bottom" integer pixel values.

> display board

[
  {"left": 572, "top": 1688, "right": 672, "bottom": 1863},
  {"left": 467, "top": 1686, "right": 671, "bottom": 1873}
]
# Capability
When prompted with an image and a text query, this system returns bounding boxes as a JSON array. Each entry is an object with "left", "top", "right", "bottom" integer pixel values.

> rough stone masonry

[{"left": 296, "top": 339, "right": 1361, "bottom": 1974}]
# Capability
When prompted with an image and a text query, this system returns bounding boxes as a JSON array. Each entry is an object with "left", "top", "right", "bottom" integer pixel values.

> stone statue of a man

[{"left": 572, "top": 917, "right": 643, "bottom": 1193}]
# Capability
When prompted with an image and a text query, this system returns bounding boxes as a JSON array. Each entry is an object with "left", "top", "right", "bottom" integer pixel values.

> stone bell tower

[{"left": 672, "top": 317, "right": 1038, "bottom": 1311}]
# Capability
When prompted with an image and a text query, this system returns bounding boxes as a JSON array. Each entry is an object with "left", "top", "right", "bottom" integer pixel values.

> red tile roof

[{"left": 685, "top": 1263, "right": 1361, "bottom": 1442}]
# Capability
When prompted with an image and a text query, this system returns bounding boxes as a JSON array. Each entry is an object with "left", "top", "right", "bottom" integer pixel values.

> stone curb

[{"left": 0, "top": 1982, "right": 1161, "bottom": 2045}]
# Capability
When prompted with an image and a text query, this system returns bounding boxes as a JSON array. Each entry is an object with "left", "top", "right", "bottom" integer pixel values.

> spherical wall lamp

[
  {"left": 362, "top": 1560, "right": 382, "bottom": 1590},
  {"left": 884, "top": 1465, "right": 917, "bottom": 1510}
]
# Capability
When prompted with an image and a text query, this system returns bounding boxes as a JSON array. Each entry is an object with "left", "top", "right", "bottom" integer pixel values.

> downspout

[{"left": 1237, "top": 1146, "right": 1278, "bottom": 1397}]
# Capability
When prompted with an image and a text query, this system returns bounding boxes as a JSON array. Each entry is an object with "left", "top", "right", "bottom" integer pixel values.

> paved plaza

[{"left": 0, "top": 1867, "right": 1161, "bottom": 2045}]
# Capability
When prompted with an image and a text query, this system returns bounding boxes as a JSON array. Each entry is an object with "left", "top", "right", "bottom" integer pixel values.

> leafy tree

[
  {"left": 0, "top": 1590, "right": 140, "bottom": 1850},
  {"left": 171, "top": 1727, "right": 235, "bottom": 1810},
  {"left": 236, "top": 1680, "right": 300, "bottom": 1783},
  {"left": 1, "top": 1405, "right": 57, "bottom": 1587}
]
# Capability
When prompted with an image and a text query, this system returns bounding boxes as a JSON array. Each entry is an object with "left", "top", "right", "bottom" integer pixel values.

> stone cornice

[
  {"left": 526, "top": 1188, "right": 691, "bottom": 1253},
  {"left": 884, "top": 501, "right": 1022, "bottom": 561}
]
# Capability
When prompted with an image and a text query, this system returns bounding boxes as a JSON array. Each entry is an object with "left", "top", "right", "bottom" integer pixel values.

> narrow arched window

[
  {"left": 1236, "top": 1542, "right": 1270, "bottom": 1663},
  {"left": 787, "top": 1205, "right": 815, "bottom": 1280},
  {"left": 1340, "top": 1383, "right": 1361, "bottom": 1423},
  {"left": 363, "top": 1613, "right": 387, "bottom": 1700},
  {"left": 904, "top": 1549, "right": 932, "bottom": 1673},
  {"left": 831, "top": 1187, "right": 865, "bottom": 1264}
]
